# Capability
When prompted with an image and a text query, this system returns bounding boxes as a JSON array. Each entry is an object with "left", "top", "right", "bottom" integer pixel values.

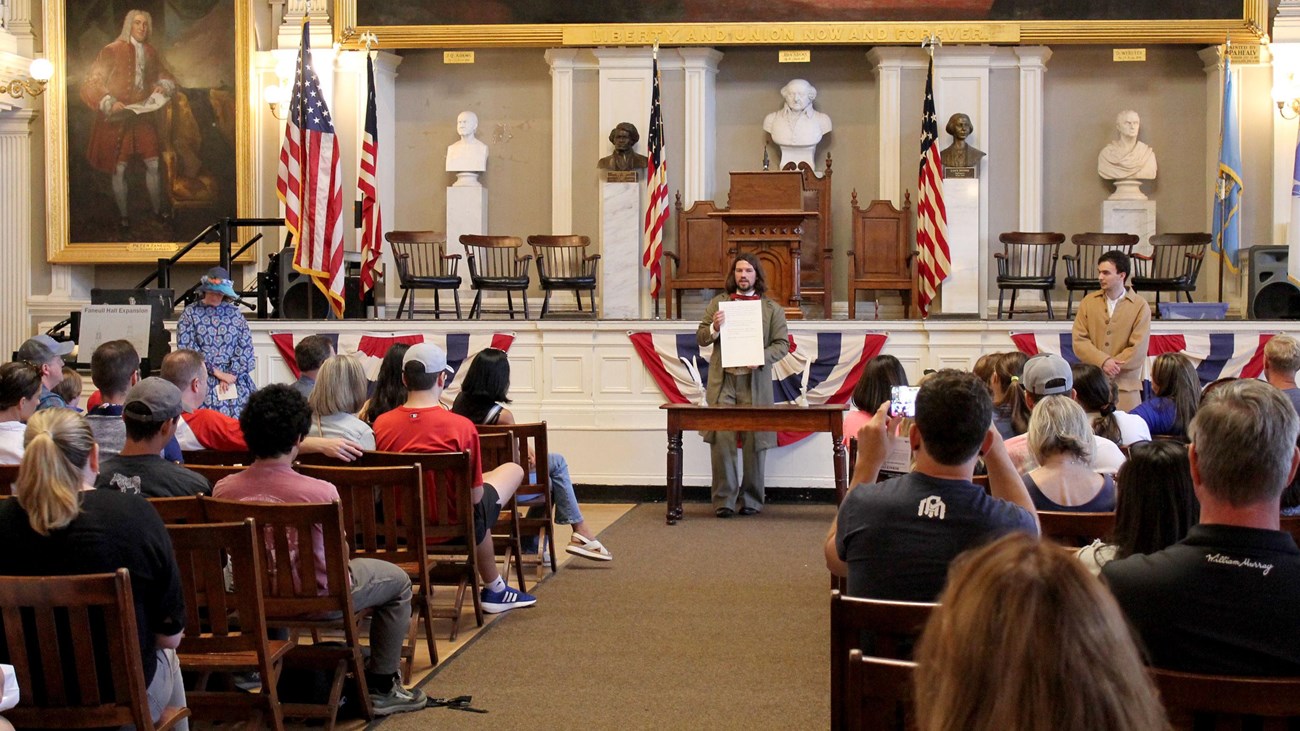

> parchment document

[{"left": 719, "top": 300, "right": 764, "bottom": 368}]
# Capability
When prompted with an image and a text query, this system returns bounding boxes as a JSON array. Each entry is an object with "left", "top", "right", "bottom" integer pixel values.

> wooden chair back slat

[
  {"left": 184, "top": 463, "right": 244, "bottom": 490},
  {"left": 1038, "top": 510, "right": 1116, "bottom": 548},
  {"left": 830, "top": 590, "right": 934, "bottom": 730},
  {"left": 66, "top": 606, "right": 100, "bottom": 706},
  {"left": 148, "top": 495, "right": 207, "bottom": 524},
  {"left": 1152, "top": 667, "right": 1300, "bottom": 730},
  {"left": 845, "top": 650, "right": 917, "bottom": 731},
  {"left": 295, "top": 464, "right": 427, "bottom": 562},
  {"left": 478, "top": 422, "right": 557, "bottom": 573}
]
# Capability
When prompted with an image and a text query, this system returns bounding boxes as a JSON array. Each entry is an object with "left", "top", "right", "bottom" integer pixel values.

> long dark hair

[
  {"left": 850, "top": 354, "right": 908, "bottom": 412},
  {"left": 450, "top": 348, "right": 511, "bottom": 425},
  {"left": 362, "top": 343, "right": 410, "bottom": 425},
  {"left": 1071, "top": 363, "right": 1121, "bottom": 444},
  {"left": 1151, "top": 353, "right": 1200, "bottom": 436},
  {"left": 723, "top": 253, "right": 767, "bottom": 296},
  {"left": 1111, "top": 440, "right": 1199, "bottom": 559}
]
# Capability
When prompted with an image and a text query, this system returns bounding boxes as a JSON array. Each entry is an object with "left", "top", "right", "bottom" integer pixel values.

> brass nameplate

[
  {"left": 944, "top": 167, "right": 975, "bottom": 179},
  {"left": 779, "top": 50, "right": 811, "bottom": 63},
  {"left": 605, "top": 171, "right": 638, "bottom": 183},
  {"left": 1113, "top": 48, "right": 1146, "bottom": 62},
  {"left": 126, "top": 243, "right": 180, "bottom": 252},
  {"left": 1227, "top": 44, "right": 1260, "bottom": 64},
  {"left": 564, "top": 22, "right": 1019, "bottom": 46},
  {"left": 444, "top": 51, "right": 475, "bottom": 64}
]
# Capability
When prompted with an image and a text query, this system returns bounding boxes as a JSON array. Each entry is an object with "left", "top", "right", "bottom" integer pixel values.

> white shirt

[
  {"left": 0, "top": 421, "right": 25, "bottom": 465},
  {"left": 1086, "top": 409, "right": 1152, "bottom": 446},
  {"left": 1005, "top": 433, "right": 1126, "bottom": 475},
  {"left": 1105, "top": 291, "right": 1124, "bottom": 318}
]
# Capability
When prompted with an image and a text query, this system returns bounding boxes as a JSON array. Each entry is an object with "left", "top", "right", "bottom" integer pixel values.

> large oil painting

[{"left": 45, "top": 0, "right": 250, "bottom": 264}]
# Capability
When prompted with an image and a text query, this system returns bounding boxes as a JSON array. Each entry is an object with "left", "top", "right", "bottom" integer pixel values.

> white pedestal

[
  {"left": 941, "top": 178, "right": 981, "bottom": 315},
  {"left": 600, "top": 181, "right": 641, "bottom": 319},
  {"left": 447, "top": 186, "right": 487, "bottom": 294},
  {"left": 1103, "top": 199, "right": 1156, "bottom": 256}
]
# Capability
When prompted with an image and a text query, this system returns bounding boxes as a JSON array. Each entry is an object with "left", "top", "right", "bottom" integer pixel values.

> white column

[
  {"left": 1014, "top": 47, "right": 1052, "bottom": 232},
  {"left": 278, "top": 0, "right": 331, "bottom": 50},
  {"left": 0, "top": 110, "right": 34, "bottom": 346},
  {"left": 2, "top": 0, "right": 34, "bottom": 55},
  {"left": 678, "top": 48, "right": 723, "bottom": 206},
  {"left": 545, "top": 49, "right": 580, "bottom": 233},
  {"left": 866, "top": 48, "right": 918, "bottom": 207}
]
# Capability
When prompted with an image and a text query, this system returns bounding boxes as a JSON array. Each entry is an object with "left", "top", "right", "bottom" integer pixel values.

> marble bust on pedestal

[
  {"left": 1098, "top": 109, "right": 1157, "bottom": 200},
  {"left": 446, "top": 111, "right": 488, "bottom": 186},
  {"left": 763, "top": 79, "right": 832, "bottom": 170}
]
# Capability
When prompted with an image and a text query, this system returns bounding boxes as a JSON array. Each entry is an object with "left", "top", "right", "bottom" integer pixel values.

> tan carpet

[{"left": 376, "top": 502, "right": 837, "bottom": 730}]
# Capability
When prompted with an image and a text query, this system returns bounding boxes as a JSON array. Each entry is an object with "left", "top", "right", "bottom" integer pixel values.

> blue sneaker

[{"left": 480, "top": 584, "right": 537, "bottom": 614}]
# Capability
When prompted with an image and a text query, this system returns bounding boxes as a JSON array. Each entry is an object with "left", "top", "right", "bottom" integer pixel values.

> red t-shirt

[
  {"left": 373, "top": 404, "right": 483, "bottom": 526},
  {"left": 182, "top": 409, "right": 247, "bottom": 452}
]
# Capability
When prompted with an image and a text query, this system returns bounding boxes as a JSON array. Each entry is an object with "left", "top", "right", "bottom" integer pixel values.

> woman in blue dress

[{"left": 176, "top": 267, "right": 254, "bottom": 418}]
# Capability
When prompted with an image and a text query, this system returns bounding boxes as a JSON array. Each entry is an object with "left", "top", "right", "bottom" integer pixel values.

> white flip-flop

[{"left": 565, "top": 536, "right": 613, "bottom": 561}]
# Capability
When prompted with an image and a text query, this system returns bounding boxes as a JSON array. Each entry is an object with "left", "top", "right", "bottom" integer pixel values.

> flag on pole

[
  {"left": 357, "top": 53, "right": 383, "bottom": 298},
  {"left": 643, "top": 45, "right": 669, "bottom": 299},
  {"left": 1212, "top": 52, "right": 1243, "bottom": 274},
  {"left": 915, "top": 56, "right": 950, "bottom": 318},
  {"left": 276, "top": 21, "right": 346, "bottom": 318}
]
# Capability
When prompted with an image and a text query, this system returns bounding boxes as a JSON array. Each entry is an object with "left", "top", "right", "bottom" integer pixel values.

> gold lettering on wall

[
  {"left": 563, "top": 23, "right": 1019, "bottom": 46},
  {"left": 1112, "top": 48, "right": 1147, "bottom": 62},
  {"left": 779, "top": 50, "right": 811, "bottom": 63},
  {"left": 444, "top": 51, "right": 476, "bottom": 63}
]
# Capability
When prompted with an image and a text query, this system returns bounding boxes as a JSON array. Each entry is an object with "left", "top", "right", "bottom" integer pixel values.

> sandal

[{"left": 565, "top": 535, "right": 613, "bottom": 561}]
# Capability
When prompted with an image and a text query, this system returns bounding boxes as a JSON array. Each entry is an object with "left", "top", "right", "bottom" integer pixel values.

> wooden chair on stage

[
  {"left": 830, "top": 590, "right": 933, "bottom": 730},
  {"left": 461, "top": 234, "right": 532, "bottom": 320},
  {"left": 1151, "top": 667, "right": 1300, "bottom": 730},
  {"left": 1063, "top": 232, "right": 1138, "bottom": 318},
  {"left": 168, "top": 519, "right": 291, "bottom": 730},
  {"left": 1131, "top": 232, "right": 1211, "bottom": 312},
  {"left": 1037, "top": 510, "right": 1116, "bottom": 548},
  {"left": 478, "top": 421, "right": 559, "bottom": 578},
  {"left": 995, "top": 232, "right": 1064, "bottom": 320},
  {"left": 0, "top": 570, "right": 191, "bottom": 730},
  {"left": 845, "top": 650, "right": 918, "bottom": 731},
  {"left": 847, "top": 191, "right": 913, "bottom": 320},
  {"left": 528, "top": 234, "right": 600, "bottom": 319},
  {"left": 181, "top": 448, "right": 254, "bottom": 466},
  {"left": 386, "top": 230, "right": 463, "bottom": 320}
]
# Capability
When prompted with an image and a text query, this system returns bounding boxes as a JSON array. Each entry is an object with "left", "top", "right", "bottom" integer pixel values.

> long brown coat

[
  {"left": 695, "top": 294, "right": 790, "bottom": 450},
  {"left": 1071, "top": 288, "right": 1151, "bottom": 393}
]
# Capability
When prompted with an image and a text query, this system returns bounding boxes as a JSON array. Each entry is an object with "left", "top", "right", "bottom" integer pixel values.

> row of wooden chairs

[{"left": 386, "top": 231, "right": 600, "bottom": 320}]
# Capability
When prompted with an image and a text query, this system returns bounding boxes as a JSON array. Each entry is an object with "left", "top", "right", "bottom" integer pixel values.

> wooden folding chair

[
  {"left": 845, "top": 649, "right": 917, "bottom": 731},
  {"left": 201, "top": 498, "right": 375, "bottom": 727},
  {"left": 296, "top": 463, "right": 438, "bottom": 676},
  {"left": 830, "top": 590, "right": 934, "bottom": 730},
  {"left": 1151, "top": 667, "right": 1300, "bottom": 730},
  {"left": 147, "top": 495, "right": 207, "bottom": 524},
  {"left": 181, "top": 448, "right": 255, "bottom": 466},
  {"left": 478, "top": 421, "right": 558, "bottom": 577},
  {"left": 168, "top": 520, "right": 293, "bottom": 730},
  {"left": 183, "top": 463, "right": 245, "bottom": 489},
  {"left": 1037, "top": 510, "right": 1116, "bottom": 548},
  {"left": 0, "top": 569, "right": 190, "bottom": 730},
  {"left": 477, "top": 431, "right": 528, "bottom": 591}
]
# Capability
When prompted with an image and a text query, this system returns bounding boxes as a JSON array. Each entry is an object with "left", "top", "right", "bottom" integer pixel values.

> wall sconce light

[
  {"left": 1274, "top": 72, "right": 1300, "bottom": 120},
  {"left": 3, "top": 58, "right": 54, "bottom": 99},
  {"left": 265, "top": 83, "right": 286, "bottom": 120}
]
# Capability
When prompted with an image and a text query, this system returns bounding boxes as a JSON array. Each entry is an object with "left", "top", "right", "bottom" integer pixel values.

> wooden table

[{"left": 661, "top": 403, "right": 848, "bottom": 524}]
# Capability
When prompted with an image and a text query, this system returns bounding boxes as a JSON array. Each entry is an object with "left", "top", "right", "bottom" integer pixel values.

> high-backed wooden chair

[
  {"left": 1131, "top": 232, "right": 1212, "bottom": 310},
  {"left": 385, "top": 230, "right": 462, "bottom": 320},
  {"left": 296, "top": 463, "right": 437, "bottom": 675},
  {"left": 830, "top": 590, "right": 933, "bottom": 730},
  {"left": 847, "top": 191, "right": 913, "bottom": 320},
  {"left": 1151, "top": 667, "right": 1300, "bottom": 731},
  {"left": 183, "top": 463, "right": 244, "bottom": 489},
  {"left": 461, "top": 234, "right": 532, "bottom": 320},
  {"left": 200, "top": 498, "right": 374, "bottom": 726},
  {"left": 0, "top": 569, "right": 190, "bottom": 730},
  {"left": 477, "top": 431, "right": 529, "bottom": 591},
  {"left": 1063, "top": 232, "right": 1139, "bottom": 318},
  {"left": 0, "top": 462, "right": 17, "bottom": 493},
  {"left": 845, "top": 649, "right": 918, "bottom": 731},
  {"left": 1038, "top": 510, "right": 1116, "bottom": 548},
  {"left": 168, "top": 520, "right": 292, "bottom": 730},
  {"left": 147, "top": 495, "right": 208, "bottom": 524},
  {"left": 995, "top": 232, "right": 1064, "bottom": 320},
  {"left": 478, "top": 421, "right": 558, "bottom": 577},
  {"left": 181, "top": 448, "right": 255, "bottom": 466},
  {"left": 528, "top": 234, "right": 599, "bottom": 318},
  {"left": 1281, "top": 515, "right": 1300, "bottom": 547}
]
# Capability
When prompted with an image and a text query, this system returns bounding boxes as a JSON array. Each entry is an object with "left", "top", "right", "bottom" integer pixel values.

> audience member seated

[
  {"left": 1103, "top": 379, "right": 1300, "bottom": 675},
  {"left": 373, "top": 342, "right": 537, "bottom": 613},
  {"left": 825, "top": 370, "right": 1038, "bottom": 601},
  {"left": 989, "top": 351, "right": 1028, "bottom": 439},
  {"left": 291, "top": 334, "right": 334, "bottom": 399},
  {"left": 0, "top": 362, "right": 40, "bottom": 464},
  {"left": 915, "top": 533, "right": 1168, "bottom": 731},
  {"left": 1072, "top": 362, "right": 1150, "bottom": 446},
  {"left": 15, "top": 334, "right": 75, "bottom": 412},
  {"left": 52, "top": 365, "right": 82, "bottom": 411},
  {"left": 451, "top": 347, "right": 613, "bottom": 562},
  {"left": 361, "top": 343, "right": 410, "bottom": 426},
  {"left": 160, "top": 349, "right": 362, "bottom": 461},
  {"left": 308, "top": 354, "right": 376, "bottom": 450},
  {"left": 95, "top": 378, "right": 209, "bottom": 497},
  {"left": 84, "top": 339, "right": 181, "bottom": 462},
  {"left": 210, "top": 384, "right": 428, "bottom": 715},
  {"left": 1022, "top": 396, "right": 1116, "bottom": 513},
  {"left": 1264, "top": 334, "right": 1300, "bottom": 414},
  {"left": 1077, "top": 440, "right": 1199, "bottom": 575},
  {"left": 1004, "top": 354, "right": 1125, "bottom": 475},
  {"left": 843, "top": 354, "right": 908, "bottom": 447},
  {"left": 0, "top": 408, "right": 188, "bottom": 727},
  {"left": 1130, "top": 352, "right": 1199, "bottom": 439}
]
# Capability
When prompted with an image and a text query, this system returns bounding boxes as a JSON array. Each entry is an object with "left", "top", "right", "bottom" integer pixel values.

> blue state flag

[{"left": 1213, "top": 55, "right": 1243, "bottom": 273}]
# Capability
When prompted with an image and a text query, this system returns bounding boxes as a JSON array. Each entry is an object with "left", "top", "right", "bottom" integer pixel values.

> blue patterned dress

[{"left": 176, "top": 301, "right": 255, "bottom": 418}]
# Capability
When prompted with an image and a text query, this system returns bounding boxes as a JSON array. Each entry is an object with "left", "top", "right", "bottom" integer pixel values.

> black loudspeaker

[
  {"left": 274, "top": 246, "right": 369, "bottom": 320},
  {"left": 1248, "top": 246, "right": 1300, "bottom": 320}
]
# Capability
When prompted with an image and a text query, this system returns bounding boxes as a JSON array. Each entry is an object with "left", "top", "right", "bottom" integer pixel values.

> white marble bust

[
  {"left": 446, "top": 111, "right": 488, "bottom": 173},
  {"left": 1098, "top": 110, "right": 1157, "bottom": 182},
  {"left": 763, "top": 79, "right": 832, "bottom": 170}
]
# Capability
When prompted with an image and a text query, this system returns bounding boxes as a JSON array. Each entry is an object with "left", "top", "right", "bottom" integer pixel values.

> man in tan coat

[{"left": 1071, "top": 250, "right": 1151, "bottom": 411}]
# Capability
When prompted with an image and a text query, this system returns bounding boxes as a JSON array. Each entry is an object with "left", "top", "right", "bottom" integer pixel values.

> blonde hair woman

[
  {"left": 308, "top": 354, "right": 376, "bottom": 450},
  {"left": 1023, "top": 395, "right": 1116, "bottom": 512},
  {"left": 915, "top": 533, "right": 1168, "bottom": 731},
  {"left": 0, "top": 409, "right": 188, "bottom": 728}
]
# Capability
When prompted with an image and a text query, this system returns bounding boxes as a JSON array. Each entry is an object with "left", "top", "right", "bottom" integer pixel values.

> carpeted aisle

[{"left": 378, "top": 502, "right": 837, "bottom": 730}]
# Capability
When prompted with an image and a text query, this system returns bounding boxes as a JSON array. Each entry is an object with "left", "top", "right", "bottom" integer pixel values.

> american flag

[
  {"left": 915, "top": 57, "right": 950, "bottom": 318},
  {"left": 276, "top": 21, "right": 345, "bottom": 318},
  {"left": 643, "top": 46, "right": 668, "bottom": 300},
  {"left": 357, "top": 54, "right": 383, "bottom": 298}
]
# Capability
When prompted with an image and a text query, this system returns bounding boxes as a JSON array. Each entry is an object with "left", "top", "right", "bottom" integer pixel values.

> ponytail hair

[
  {"left": 1007, "top": 382, "right": 1033, "bottom": 437},
  {"left": 17, "top": 409, "right": 94, "bottom": 535}
]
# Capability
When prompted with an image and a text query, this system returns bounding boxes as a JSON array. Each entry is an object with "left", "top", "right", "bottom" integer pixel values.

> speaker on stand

[
  {"left": 1248, "top": 245, "right": 1300, "bottom": 320},
  {"left": 270, "top": 246, "right": 370, "bottom": 320}
]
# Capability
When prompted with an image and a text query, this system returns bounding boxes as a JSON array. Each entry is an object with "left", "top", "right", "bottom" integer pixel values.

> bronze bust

[
  {"left": 597, "top": 122, "right": 649, "bottom": 173},
  {"left": 939, "top": 113, "right": 986, "bottom": 170}
]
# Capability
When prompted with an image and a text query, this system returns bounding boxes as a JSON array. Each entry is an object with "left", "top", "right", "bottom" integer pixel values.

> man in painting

[{"left": 80, "top": 9, "right": 176, "bottom": 231}]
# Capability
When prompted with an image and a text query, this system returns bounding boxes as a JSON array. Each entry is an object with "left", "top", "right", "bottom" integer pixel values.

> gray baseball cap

[
  {"left": 403, "top": 342, "right": 454, "bottom": 376},
  {"left": 17, "top": 334, "right": 75, "bottom": 364},
  {"left": 1022, "top": 353, "right": 1074, "bottom": 396},
  {"left": 123, "top": 377, "right": 183, "bottom": 422}
]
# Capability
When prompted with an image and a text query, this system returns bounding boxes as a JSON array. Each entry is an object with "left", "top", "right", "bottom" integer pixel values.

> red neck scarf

[{"left": 730, "top": 293, "right": 760, "bottom": 301}]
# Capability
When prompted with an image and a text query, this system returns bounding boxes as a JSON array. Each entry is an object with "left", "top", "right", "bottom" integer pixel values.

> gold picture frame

[
  {"left": 333, "top": 0, "right": 1266, "bottom": 50},
  {"left": 44, "top": 0, "right": 253, "bottom": 264}
]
